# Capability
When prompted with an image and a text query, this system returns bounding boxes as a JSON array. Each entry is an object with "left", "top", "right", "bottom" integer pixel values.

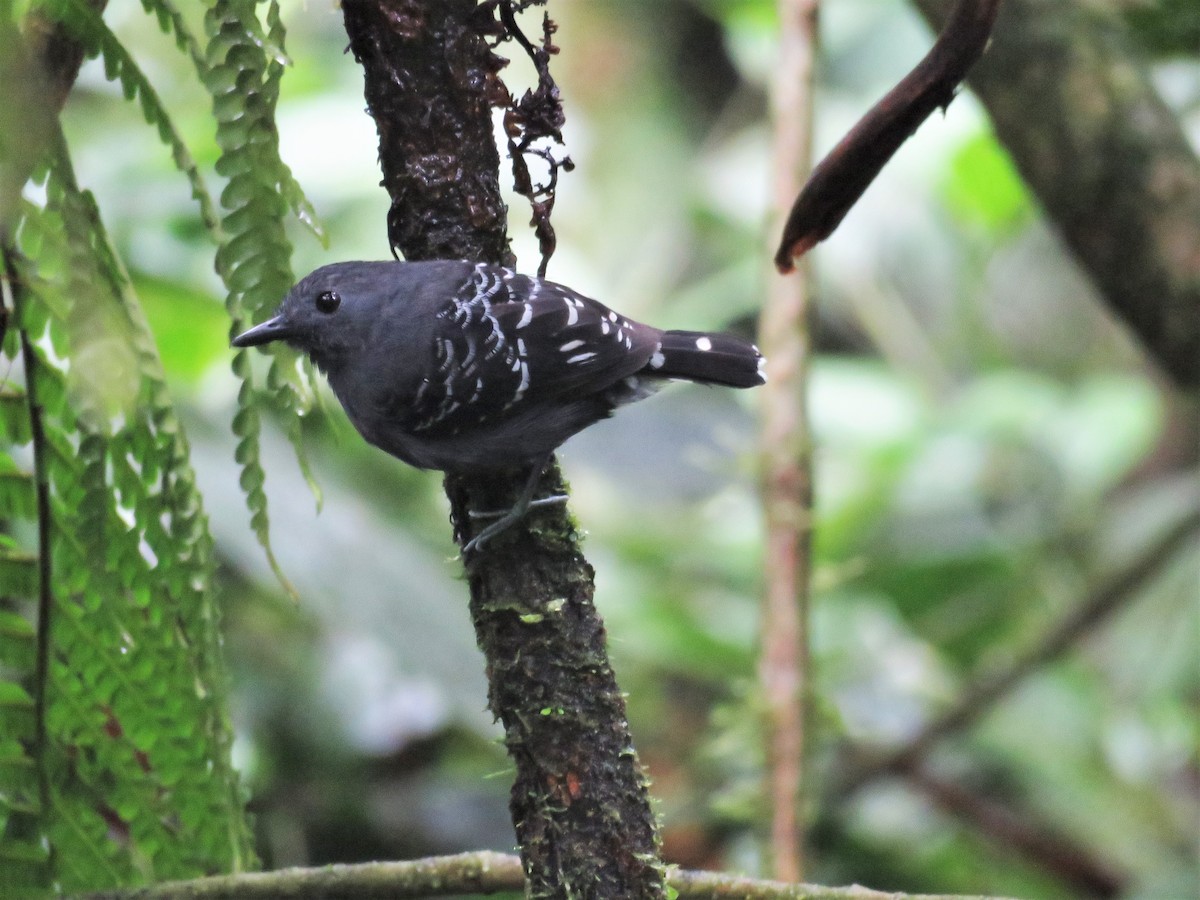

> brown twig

[
  {"left": 774, "top": 0, "right": 1002, "bottom": 270},
  {"left": 760, "top": 0, "right": 820, "bottom": 881}
]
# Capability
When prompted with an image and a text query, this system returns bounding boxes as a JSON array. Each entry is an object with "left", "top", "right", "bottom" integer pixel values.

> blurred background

[{"left": 61, "top": 0, "right": 1197, "bottom": 896}]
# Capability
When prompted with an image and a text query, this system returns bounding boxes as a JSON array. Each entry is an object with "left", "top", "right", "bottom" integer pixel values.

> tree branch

[
  {"left": 338, "top": 2, "right": 665, "bottom": 895},
  {"left": 83, "top": 851, "right": 1012, "bottom": 899},
  {"left": 912, "top": 0, "right": 1200, "bottom": 386}
]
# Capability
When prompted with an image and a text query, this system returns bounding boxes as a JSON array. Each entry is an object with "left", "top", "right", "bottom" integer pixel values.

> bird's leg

[{"left": 464, "top": 455, "right": 566, "bottom": 553}]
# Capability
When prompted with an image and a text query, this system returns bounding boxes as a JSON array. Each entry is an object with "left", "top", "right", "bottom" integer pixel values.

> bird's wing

[{"left": 400, "top": 265, "right": 660, "bottom": 439}]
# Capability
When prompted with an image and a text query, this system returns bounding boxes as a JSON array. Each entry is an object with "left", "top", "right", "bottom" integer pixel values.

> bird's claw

[
  {"left": 462, "top": 494, "right": 569, "bottom": 554},
  {"left": 467, "top": 494, "right": 569, "bottom": 521}
]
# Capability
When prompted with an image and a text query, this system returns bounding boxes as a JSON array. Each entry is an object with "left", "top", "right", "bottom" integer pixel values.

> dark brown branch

[
  {"left": 1, "top": 247, "right": 54, "bottom": 872},
  {"left": 83, "top": 850, "right": 1010, "bottom": 899},
  {"left": 339, "top": 2, "right": 665, "bottom": 895},
  {"left": 837, "top": 507, "right": 1200, "bottom": 797},
  {"left": 343, "top": 0, "right": 513, "bottom": 265},
  {"left": 912, "top": 0, "right": 1200, "bottom": 386},
  {"left": 774, "top": 0, "right": 1002, "bottom": 270}
]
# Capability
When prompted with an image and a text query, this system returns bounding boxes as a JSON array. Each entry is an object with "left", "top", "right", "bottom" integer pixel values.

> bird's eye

[{"left": 315, "top": 290, "right": 341, "bottom": 314}]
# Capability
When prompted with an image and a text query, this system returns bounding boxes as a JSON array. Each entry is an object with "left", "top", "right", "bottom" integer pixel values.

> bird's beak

[{"left": 232, "top": 314, "right": 292, "bottom": 348}]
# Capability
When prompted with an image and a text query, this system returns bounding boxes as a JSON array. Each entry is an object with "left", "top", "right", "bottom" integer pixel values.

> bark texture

[
  {"left": 914, "top": 0, "right": 1200, "bottom": 386},
  {"left": 339, "top": 2, "right": 665, "bottom": 897}
]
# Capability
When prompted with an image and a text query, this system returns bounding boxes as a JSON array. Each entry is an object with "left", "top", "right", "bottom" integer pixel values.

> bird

[{"left": 232, "top": 259, "right": 766, "bottom": 551}]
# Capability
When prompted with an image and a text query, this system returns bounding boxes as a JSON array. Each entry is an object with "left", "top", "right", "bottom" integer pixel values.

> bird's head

[{"left": 232, "top": 262, "right": 399, "bottom": 372}]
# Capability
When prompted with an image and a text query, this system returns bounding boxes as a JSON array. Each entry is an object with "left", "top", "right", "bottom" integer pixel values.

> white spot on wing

[
  {"left": 565, "top": 303, "right": 579, "bottom": 326},
  {"left": 560, "top": 339, "right": 584, "bottom": 352},
  {"left": 508, "top": 338, "right": 531, "bottom": 406},
  {"left": 567, "top": 352, "right": 596, "bottom": 365},
  {"left": 649, "top": 348, "right": 665, "bottom": 369},
  {"left": 517, "top": 304, "right": 533, "bottom": 328},
  {"left": 696, "top": 336, "right": 713, "bottom": 351}
]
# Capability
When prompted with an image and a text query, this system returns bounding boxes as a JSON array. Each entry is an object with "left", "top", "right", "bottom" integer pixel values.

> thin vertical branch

[
  {"left": 759, "top": 0, "right": 819, "bottom": 882},
  {"left": 4, "top": 248, "right": 54, "bottom": 830}
]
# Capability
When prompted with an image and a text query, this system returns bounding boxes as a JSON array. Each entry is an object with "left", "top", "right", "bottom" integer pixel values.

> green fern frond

[
  {"left": 203, "top": 0, "right": 323, "bottom": 589},
  {"left": 0, "top": 455, "right": 36, "bottom": 519},
  {"left": 1, "top": 133, "right": 257, "bottom": 889},
  {"left": 138, "top": 0, "right": 208, "bottom": 79},
  {"left": 0, "top": 388, "right": 33, "bottom": 442},
  {"left": 0, "top": 607, "right": 35, "bottom": 670},
  {"left": 263, "top": 0, "right": 324, "bottom": 244},
  {"left": 42, "top": 0, "right": 222, "bottom": 237}
]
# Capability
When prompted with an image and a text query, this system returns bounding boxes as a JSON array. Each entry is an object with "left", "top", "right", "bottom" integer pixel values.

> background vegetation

[{"left": 1, "top": 0, "right": 1196, "bottom": 896}]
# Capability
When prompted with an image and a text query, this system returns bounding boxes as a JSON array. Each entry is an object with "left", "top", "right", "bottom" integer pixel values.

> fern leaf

[
  {"left": 202, "top": 0, "right": 321, "bottom": 588},
  {"left": 137, "top": 0, "right": 208, "bottom": 80},
  {"left": 43, "top": 0, "right": 222, "bottom": 238},
  {"left": 3, "top": 133, "right": 257, "bottom": 889}
]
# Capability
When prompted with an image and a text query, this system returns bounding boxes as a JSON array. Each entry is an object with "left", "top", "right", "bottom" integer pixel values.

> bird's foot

[
  {"left": 463, "top": 494, "right": 569, "bottom": 554},
  {"left": 467, "top": 494, "right": 569, "bottom": 520}
]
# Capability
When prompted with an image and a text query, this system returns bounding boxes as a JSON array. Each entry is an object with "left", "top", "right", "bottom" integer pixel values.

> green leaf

[
  {"left": 0, "top": 610, "right": 36, "bottom": 670},
  {"left": 9, "top": 126, "right": 257, "bottom": 886},
  {"left": 0, "top": 390, "right": 32, "bottom": 443},
  {"left": 0, "top": 681, "right": 35, "bottom": 737},
  {"left": 202, "top": 0, "right": 319, "bottom": 590},
  {"left": 0, "top": 462, "right": 36, "bottom": 519},
  {"left": 0, "top": 551, "right": 38, "bottom": 596},
  {"left": 137, "top": 0, "right": 209, "bottom": 78}
]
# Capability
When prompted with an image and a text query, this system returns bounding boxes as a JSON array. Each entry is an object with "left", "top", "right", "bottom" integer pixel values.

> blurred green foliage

[
  {"left": 1125, "top": 0, "right": 1200, "bottom": 58},
  {"left": 1, "top": 0, "right": 1196, "bottom": 897},
  {"left": 943, "top": 134, "right": 1032, "bottom": 236}
]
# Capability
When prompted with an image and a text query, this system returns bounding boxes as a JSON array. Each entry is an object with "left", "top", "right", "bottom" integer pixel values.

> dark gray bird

[{"left": 233, "top": 260, "right": 765, "bottom": 550}]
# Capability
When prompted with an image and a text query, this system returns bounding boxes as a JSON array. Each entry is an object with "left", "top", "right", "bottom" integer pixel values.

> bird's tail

[{"left": 650, "top": 330, "right": 766, "bottom": 388}]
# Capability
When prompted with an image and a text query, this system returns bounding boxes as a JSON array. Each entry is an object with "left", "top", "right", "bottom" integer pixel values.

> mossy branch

[
  {"left": 83, "top": 851, "right": 1011, "bottom": 900},
  {"left": 338, "top": 1, "right": 666, "bottom": 895}
]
